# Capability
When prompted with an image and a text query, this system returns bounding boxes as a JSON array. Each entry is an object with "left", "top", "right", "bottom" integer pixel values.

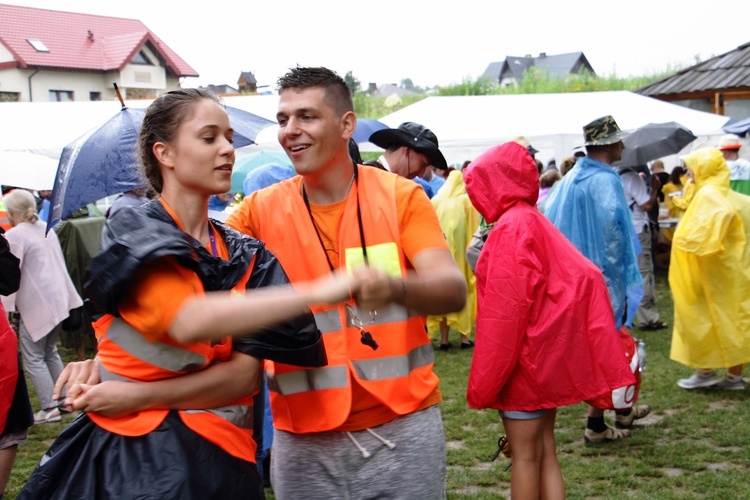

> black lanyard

[
  {"left": 301, "top": 161, "right": 378, "bottom": 350},
  {"left": 301, "top": 160, "right": 368, "bottom": 272}
]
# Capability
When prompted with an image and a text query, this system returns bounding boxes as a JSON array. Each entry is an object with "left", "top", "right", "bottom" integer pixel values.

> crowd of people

[{"left": 1, "top": 65, "right": 749, "bottom": 499}]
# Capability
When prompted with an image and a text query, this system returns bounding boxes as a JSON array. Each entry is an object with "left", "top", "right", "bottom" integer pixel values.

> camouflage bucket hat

[{"left": 583, "top": 115, "right": 629, "bottom": 146}]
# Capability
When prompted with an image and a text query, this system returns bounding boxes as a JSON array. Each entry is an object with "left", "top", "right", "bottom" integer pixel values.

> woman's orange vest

[
  {"left": 89, "top": 267, "right": 257, "bottom": 462},
  {"left": 254, "top": 166, "right": 440, "bottom": 433},
  {"left": 0, "top": 210, "right": 11, "bottom": 232}
]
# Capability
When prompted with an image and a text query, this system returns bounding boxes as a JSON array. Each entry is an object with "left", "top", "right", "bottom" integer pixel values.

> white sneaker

[
  {"left": 677, "top": 370, "right": 720, "bottom": 389},
  {"left": 34, "top": 408, "right": 61, "bottom": 424}
]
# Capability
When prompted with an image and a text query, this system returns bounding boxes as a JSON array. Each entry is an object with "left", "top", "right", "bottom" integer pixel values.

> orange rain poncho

[{"left": 669, "top": 148, "right": 750, "bottom": 368}]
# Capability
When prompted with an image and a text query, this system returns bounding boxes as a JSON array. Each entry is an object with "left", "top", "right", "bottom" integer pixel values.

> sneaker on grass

[
  {"left": 615, "top": 405, "right": 651, "bottom": 429},
  {"left": 677, "top": 370, "right": 721, "bottom": 390},
  {"left": 583, "top": 426, "right": 630, "bottom": 443},
  {"left": 713, "top": 376, "right": 745, "bottom": 391}
]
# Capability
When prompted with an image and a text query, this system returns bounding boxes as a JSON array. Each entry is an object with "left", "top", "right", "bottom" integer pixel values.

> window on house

[
  {"left": 89, "top": 92, "right": 101, "bottom": 101},
  {"left": 132, "top": 50, "right": 153, "bottom": 65},
  {"left": 49, "top": 90, "right": 74, "bottom": 102},
  {"left": 0, "top": 92, "right": 20, "bottom": 102},
  {"left": 26, "top": 38, "right": 50, "bottom": 52}
]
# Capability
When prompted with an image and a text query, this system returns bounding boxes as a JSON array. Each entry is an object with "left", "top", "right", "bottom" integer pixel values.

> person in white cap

[{"left": 718, "top": 134, "right": 750, "bottom": 196}]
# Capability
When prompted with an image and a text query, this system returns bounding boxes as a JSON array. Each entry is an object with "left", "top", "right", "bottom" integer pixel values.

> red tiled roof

[{"left": 0, "top": 4, "right": 198, "bottom": 77}]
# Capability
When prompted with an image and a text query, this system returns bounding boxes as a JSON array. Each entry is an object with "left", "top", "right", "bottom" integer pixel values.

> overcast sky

[{"left": 5, "top": 0, "right": 749, "bottom": 90}]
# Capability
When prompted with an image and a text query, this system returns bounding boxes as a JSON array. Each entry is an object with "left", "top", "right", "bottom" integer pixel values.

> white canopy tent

[
  {"left": 359, "top": 91, "right": 732, "bottom": 168},
  {"left": 0, "top": 94, "right": 282, "bottom": 156},
  {"left": 0, "top": 95, "right": 284, "bottom": 190},
  {"left": 0, "top": 151, "right": 59, "bottom": 190},
  {"left": 0, "top": 91, "right": 736, "bottom": 189}
]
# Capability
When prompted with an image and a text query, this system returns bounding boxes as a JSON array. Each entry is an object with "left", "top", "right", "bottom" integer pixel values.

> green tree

[
  {"left": 402, "top": 78, "right": 426, "bottom": 93},
  {"left": 344, "top": 71, "right": 361, "bottom": 95}
]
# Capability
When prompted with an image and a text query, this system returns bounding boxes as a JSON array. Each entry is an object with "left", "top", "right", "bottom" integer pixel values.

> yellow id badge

[{"left": 345, "top": 242, "right": 402, "bottom": 278}]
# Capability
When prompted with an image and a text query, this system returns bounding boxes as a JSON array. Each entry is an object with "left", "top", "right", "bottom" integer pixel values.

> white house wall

[
  {"left": 0, "top": 44, "right": 181, "bottom": 102},
  {"left": 120, "top": 63, "right": 167, "bottom": 90},
  {"left": 0, "top": 69, "right": 116, "bottom": 101},
  {"left": 120, "top": 45, "right": 167, "bottom": 90},
  {"left": 0, "top": 43, "right": 13, "bottom": 64},
  {"left": 0, "top": 68, "right": 30, "bottom": 99}
]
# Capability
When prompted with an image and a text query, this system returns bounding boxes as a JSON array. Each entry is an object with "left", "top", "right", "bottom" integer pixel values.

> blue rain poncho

[
  {"left": 669, "top": 148, "right": 750, "bottom": 368},
  {"left": 543, "top": 156, "right": 641, "bottom": 328}
]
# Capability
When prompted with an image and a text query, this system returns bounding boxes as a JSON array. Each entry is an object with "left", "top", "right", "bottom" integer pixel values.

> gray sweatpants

[
  {"left": 270, "top": 405, "right": 446, "bottom": 500},
  {"left": 634, "top": 227, "right": 660, "bottom": 327},
  {"left": 19, "top": 319, "right": 64, "bottom": 410}
]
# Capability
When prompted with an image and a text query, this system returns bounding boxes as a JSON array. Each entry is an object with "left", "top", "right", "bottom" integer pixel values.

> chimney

[
  {"left": 539, "top": 52, "right": 547, "bottom": 58},
  {"left": 368, "top": 82, "right": 377, "bottom": 94}
]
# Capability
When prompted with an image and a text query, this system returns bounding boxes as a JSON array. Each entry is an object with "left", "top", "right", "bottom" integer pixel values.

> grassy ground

[{"left": 6, "top": 270, "right": 750, "bottom": 499}]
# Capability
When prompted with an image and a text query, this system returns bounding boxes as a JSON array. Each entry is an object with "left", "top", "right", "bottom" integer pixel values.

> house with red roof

[{"left": 0, "top": 4, "right": 198, "bottom": 102}]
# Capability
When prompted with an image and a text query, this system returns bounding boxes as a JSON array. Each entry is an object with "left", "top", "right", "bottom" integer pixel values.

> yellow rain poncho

[
  {"left": 670, "top": 178, "right": 695, "bottom": 214},
  {"left": 427, "top": 170, "right": 480, "bottom": 337},
  {"left": 669, "top": 148, "right": 750, "bottom": 368}
]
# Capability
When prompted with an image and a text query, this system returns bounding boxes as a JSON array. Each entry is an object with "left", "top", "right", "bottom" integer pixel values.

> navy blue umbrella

[
  {"left": 723, "top": 116, "right": 750, "bottom": 137},
  {"left": 352, "top": 118, "right": 388, "bottom": 144},
  {"left": 227, "top": 106, "right": 276, "bottom": 149},
  {"left": 47, "top": 94, "right": 276, "bottom": 233}
]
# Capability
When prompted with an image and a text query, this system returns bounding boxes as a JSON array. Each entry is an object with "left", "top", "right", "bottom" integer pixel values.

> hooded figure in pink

[
  {"left": 463, "top": 141, "right": 636, "bottom": 496},
  {"left": 464, "top": 141, "right": 635, "bottom": 410}
]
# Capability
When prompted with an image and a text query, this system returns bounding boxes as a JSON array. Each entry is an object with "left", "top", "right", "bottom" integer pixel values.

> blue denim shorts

[{"left": 499, "top": 409, "right": 549, "bottom": 420}]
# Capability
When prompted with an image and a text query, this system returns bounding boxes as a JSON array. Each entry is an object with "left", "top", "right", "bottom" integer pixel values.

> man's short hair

[{"left": 277, "top": 66, "right": 353, "bottom": 116}]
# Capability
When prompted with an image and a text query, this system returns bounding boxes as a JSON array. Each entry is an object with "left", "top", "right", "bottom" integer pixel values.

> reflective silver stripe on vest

[
  {"left": 267, "top": 365, "right": 348, "bottom": 396},
  {"left": 184, "top": 404, "right": 254, "bottom": 430},
  {"left": 345, "top": 303, "right": 413, "bottom": 328},
  {"left": 101, "top": 324, "right": 253, "bottom": 430},
  {"left": 267, "top": 344, "right": 434, "bottom": 396},
  {"left": 99, "top": 365, "right": 254, "bottom": 430},
  {"left": 351, "top": 343, "right": 435, "bottom": 381},
  {"left": 106, "top": 318, "right": 207, "bottom": 373},
  {"left": 314, "top": 304, "right": 419, "bottom": 335},
  {"left": 312, "top": 309, "right": 342, "bottom": 334}
]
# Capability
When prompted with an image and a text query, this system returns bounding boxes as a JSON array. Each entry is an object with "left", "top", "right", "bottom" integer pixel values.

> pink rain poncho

[
  {"left": 463, "top": 142, "right": 635, "bottom": 411},
  {"left": 670, "top": 148, "right": 750, "bottom": 368}
]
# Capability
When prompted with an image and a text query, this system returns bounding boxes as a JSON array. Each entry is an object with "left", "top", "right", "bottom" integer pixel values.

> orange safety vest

[
  {"left": 0, "top": 210, "right": 11, "bottom": 232},
  {"left": 89, "top": 266, "right": 257, "bottom": 462},
  {"left": 254, "top": 166, "right": 439, "bottom": 433}
]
